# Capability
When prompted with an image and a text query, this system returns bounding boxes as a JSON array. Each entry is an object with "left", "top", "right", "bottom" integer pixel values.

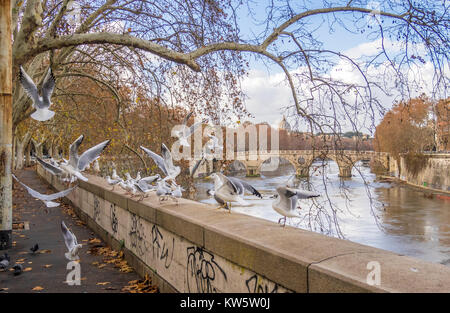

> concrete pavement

[{"left": 0, "top": 167, "right": 154, "bottom": 293}]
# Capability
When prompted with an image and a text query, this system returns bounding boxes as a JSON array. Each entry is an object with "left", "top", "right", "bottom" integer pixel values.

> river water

[{"left": 194, "top": 161, "right": 450, "bottom": 266}]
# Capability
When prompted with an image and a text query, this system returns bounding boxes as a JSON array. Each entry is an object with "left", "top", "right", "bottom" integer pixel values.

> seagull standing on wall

[
  {"left": 210, "top": 173, "right": 249, "bottom": 212},
  {"left": 272, "top": 186, "right": 320, "bottom": 227},
  {"left": 19, "top": 66, "right": 56, "bottom": 121}
]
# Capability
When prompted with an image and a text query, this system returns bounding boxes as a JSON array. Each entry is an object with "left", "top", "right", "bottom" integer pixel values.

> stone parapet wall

[{"left": 37, "top": 164, "right": 450, "bottom": 293}]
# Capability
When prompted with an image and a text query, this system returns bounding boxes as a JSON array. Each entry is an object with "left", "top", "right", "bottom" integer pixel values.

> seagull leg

[
  {"left": 216, "top": 203, "right": 226, "bottom": 210},
  {"left": 228, "top": 203, "right": 232, "bottom": 214},
  {"left": 283, "top": 217, "right": 287, "bottom": 227}
]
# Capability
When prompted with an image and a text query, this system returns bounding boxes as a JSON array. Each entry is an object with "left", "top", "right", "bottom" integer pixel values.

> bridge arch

[
  {"left": 258, "top": 156, "right": 296, "bottom": 176},
  {"left": 226, "top": 150, "right": 389, "bottom": 178}
]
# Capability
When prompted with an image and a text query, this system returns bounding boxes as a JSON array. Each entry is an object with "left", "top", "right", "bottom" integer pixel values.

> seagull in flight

[
  {"left": 61, "top": 221, "right": 82, "bottom": 261},
  {"left": 38, "top": 135, "right": 110, "bottom": 182},
  {"left": 272, "top": 186, "right": 320, "bottom": 227},
  {"left": 204, "top": 134, "right": 223, "bottom": 154},
  {"left": 140, "top": 144, "right": 180, "bottom": 182},
  {"left": 173, "top": 111, "right": 203, "bottom": 147},
  {"left": 19, "top": 66, "right": 56, "bottom": 121},
  {"left": 12, "top": 174, "right": 75, "bottom": 208}
]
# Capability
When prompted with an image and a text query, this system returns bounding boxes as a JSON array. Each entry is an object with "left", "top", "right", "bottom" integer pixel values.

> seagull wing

[
  {"left": 227, "top": 177, "right": 244, "bottom": 196},
  {"left": 286, "top": 187, "right": 320, "bottom": 199},
  {"left": 77, "top": 140, "right": 110, "bottom": 171},
  {"left": 190, "top": 157, "right": 205, "bottom": 177},
  {"left": 218, "top": 173, "right": 238, "bottom": 195},
  {"left": 140, "top": 146, "right": 168, "bottom": 176},
  {"left": 69, "top": 135, "right": 84, "bottom": 169},
  {"left": 19, "top": 66, "right": 40, "bottom": 106},
  {"left": 185, "top": 121, "right": 203, "bottom": 138},
  {"left": 13, "top": 174, "right": 75, "bottom": 201},
  {"left": 140, "top": 175, "right": 159, "bottom": 184},
  {"left": 161, "top": 143, "right": 175, "bottom": 171},
  {"left": 41, "top": 68, "right": 56, "bottom": 108},
  {"left": 36, "top": 157, "right": 63, "bottom": 175},
  {"left": 61, "top": 221, "right": 76, "bottom": 251},
  {"left": 182, "top": 111, "right": 194, "bottom": 125},
  {"left": 235, "top": 178, "right": 262, "bottom": 198}
]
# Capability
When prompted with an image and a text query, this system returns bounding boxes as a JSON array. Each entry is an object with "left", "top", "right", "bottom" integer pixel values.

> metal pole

[{"left": 0, "top": 0, "right": 13, "bottom": 250}]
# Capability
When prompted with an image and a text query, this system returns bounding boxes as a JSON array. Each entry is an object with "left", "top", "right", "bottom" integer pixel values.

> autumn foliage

[{"left": 374, "top": 95, "right": 435, "bottom": 158}]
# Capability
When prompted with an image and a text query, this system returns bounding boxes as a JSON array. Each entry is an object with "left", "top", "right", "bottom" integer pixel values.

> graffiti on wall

[
  {"left": 245, "top": 274, "right": 282, "bottom": 293},
  {"left": 186, "top": 246, "right": 227, "bottom": 293},
  {"left": 110, "top": 203, "right": 118, "bottom": 234},
  {"left": 151, "top": 225, "right": 174, "bottom": 269},
  {"left": 93, "top": 195, "right": 100, "bottom": 222},
  {"left": 129, "top": 213, "right": 149, "bottom": 257}
]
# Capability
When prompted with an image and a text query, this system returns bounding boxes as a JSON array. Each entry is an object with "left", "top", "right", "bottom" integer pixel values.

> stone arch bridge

[{"left": 232, "top": 150, "right": 389, "bottom": 177}]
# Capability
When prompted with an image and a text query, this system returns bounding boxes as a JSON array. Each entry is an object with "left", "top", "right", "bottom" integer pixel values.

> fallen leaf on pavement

[
  {"left": 96, "top": 282, "right": 110, "bottom": 286},
  {"left": 23, "top": 267, "right": 32, "bottom": 272},
  {"left": 122, "top": 274, "right": 157, "bottom": 293},
  {"left": 43, "top": 264, "right": 52, "bottom": 268},
  {"left": 32, "top": 286, "right": 44, "bottom": 291}
]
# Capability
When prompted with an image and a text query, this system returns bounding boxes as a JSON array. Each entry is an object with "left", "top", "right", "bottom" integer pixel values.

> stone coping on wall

[{"left": 37, "top": 165, "right": 450, "bottom": 293}]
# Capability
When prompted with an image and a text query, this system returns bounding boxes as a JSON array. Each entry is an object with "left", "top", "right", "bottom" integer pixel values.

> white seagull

[
  {"left": 210, "top": 173, "right": 262, "bottom": 199},
  {"left": 205, "top": 134, "right": 223, "bottom": 154},
  {"left": 19, "top": 66, "right": 56, "bottom": 121},
  {"left": 12, "top": 174, "right": 75, "bottom": 208},
  {"left": 140, "top": 144, "right": 180, "bottom": 181},
  {"left": 61, "top": 221, "right": 82, "bottom": 261},
  {"left": 173, "top": 111, "right": 203, "bottom": 147},
  {"left": 38, "top": 135, "right": 110, "bottom": 182},
  {"left": 211, "top": 173, "right": 249, "bottom": 212},
  {"left": 272, "top": 186, "right": 320, "bottom": 227}
]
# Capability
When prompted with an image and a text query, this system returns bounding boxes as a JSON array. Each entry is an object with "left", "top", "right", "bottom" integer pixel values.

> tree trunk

[
  {"left": 25, "top": 142, "right": 31, "bottom": 167},
  {"left": 14, "top": 131, "right": 31, "bottom": 170},
  {"left": 0, "top": 0, "right": 12, "bottom": 250},
  {"left": 31, "top": 138, "right": 45, "bottom": 158}
]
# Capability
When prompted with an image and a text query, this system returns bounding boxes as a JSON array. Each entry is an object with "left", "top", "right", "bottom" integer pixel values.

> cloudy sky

[{"left": 234, "top": 2, "right": 443, "bottom": 134}]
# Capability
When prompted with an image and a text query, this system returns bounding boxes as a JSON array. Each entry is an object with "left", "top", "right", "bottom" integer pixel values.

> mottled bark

[{"left": 0, "top": 0, "right": 12, "bottom": 250}]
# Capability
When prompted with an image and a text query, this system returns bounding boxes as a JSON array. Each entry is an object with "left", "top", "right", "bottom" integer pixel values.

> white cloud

[{"left": 240, "top": 38, "right": 444, "bottom": 133}]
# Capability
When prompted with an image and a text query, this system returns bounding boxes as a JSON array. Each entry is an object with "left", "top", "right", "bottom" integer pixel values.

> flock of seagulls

[{"left": 9, "top": 66, "right": 323, "bottom": 273}]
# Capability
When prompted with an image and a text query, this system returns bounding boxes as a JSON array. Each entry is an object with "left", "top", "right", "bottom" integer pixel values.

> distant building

[{"left": 278, "top": 115, "right": 292, "bottom": 132}]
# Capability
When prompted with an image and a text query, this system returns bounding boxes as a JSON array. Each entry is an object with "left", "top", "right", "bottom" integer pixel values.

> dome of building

[{"left": 278, "top": 115, "right": 292, "bottom": 131}]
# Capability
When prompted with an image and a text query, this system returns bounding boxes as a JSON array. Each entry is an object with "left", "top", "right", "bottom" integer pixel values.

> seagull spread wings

[
  {"left": 191, "top": 157, "right": 205, "bottom": 177},
  {"left": 68, "top": 135, "right": 110, "bottom": 171},
  {"left": 161, "top": 143, "right": 175, "bottom": 172},
  {"left": 77, "top": 140, "right": 110, "bottom": 171},
  {"left": 228, "top": 177, "right": 262, "bottom": 198},
  {"left": 61, "top": 221, "right": 79, "bottom": 253},
  {"left": 36, "top": 157, "right": 63, "bottom": 176},
  {"left": 69, "top": 135, "right": 84, "bottom": 169},
  {"left": 19, "top": 66, "right": 56, "bottom": 121},
  {"left": 282, "top": 187, "right": 320, "bottom": 211},
  {"left": 140, "top": 146, "right": 168, "bottom": 176},
  {"left": 12, "top": 174, "right": 75, "bottom": 208},
  {"left": 182, "top": 111, "right": 194, "bottom": 125}
]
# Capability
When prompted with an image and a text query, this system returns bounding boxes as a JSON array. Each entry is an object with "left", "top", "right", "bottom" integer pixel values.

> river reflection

[{"left": 194, "top": 160, "right": 450, "bottom": 266}]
